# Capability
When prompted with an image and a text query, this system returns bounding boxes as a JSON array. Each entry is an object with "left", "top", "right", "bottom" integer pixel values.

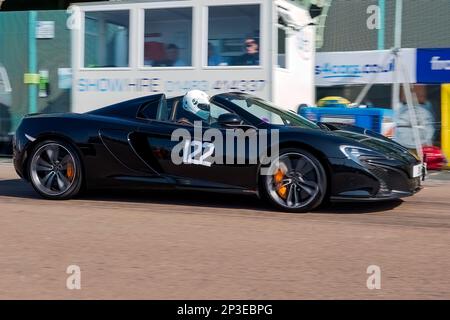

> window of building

[
  {"left": 277, "top": 27, "right": 287, "bottom": 69},
  {"left": 207, "top": 5, "right": 261, "bottom": 67},
  {"left": 143, "top": 8, "right": 193, "bottom": 67},
  {"left": 84, "top": 10, "right": 130, "bottom": 68}
]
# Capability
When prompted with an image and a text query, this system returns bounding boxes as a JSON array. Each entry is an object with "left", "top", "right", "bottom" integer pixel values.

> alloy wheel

[
  {"left": 30, "top": 143, "right": 77, "bottom": 196},
  {"left": 265, "top": 152, "right": 322, "bottom": 209}
]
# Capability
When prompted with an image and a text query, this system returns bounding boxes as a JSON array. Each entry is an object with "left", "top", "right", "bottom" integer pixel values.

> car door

[{"left": 136, "top": 99, "right": 259, "bottom": 191}]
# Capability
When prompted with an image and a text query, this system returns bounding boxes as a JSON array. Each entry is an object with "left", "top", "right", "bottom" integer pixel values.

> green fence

[{"left": 0, "top": 10, "right": 71, "bottom": 135}]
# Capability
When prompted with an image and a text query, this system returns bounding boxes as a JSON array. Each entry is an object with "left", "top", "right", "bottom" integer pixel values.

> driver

[{"left": 178, "top": 90, "right": 211, "bottom": 125}]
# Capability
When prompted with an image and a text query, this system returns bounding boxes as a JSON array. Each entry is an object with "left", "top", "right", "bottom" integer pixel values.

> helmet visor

[{"left": 197, "top": 103, "right": 210, "bottom": 112}]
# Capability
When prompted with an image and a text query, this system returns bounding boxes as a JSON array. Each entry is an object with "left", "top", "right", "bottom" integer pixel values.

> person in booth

[
  {"left": 164, "top": 44, "right": 187, "bottom": 67},
  {"left": 234, "top": 36, "right": 260, "bottom": 66},
  {"left": 208, "top": 42, "right": 226, "bottom": 66}
]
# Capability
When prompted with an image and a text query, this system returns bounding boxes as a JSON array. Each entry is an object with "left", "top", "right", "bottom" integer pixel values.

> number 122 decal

[{"left": 182, "top": 140, "right": 215, "bottom": 167}]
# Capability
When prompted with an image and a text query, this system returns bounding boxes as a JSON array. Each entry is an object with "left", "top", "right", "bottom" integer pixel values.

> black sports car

[{"left": 13, "top": 92, "right": 424, "bottom": 213}]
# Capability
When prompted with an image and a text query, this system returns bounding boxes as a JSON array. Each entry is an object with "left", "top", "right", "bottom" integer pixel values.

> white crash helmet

[{"left": 182, "top": 90, "right": 210, "bottom": 121}]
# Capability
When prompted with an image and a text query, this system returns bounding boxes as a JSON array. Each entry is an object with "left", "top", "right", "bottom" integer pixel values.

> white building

[{"left": 70, "top": 0, "right": 316, "bottom": 112}]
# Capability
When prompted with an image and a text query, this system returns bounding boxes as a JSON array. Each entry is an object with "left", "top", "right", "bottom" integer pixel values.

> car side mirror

[{"left": 217, "top": 113, "right": 242, "bottom": 126}]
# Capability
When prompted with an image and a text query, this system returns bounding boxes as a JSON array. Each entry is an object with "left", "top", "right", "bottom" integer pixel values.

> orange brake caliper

[
  {"left": 66, "top": 162, "right": 75, "bottom": 181},
  {"left": 274, "top": 169, "right": 287, "bottom": 199}
]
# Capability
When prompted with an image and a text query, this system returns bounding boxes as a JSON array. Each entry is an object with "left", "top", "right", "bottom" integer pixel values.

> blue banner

[{"left": 417, "top": 48, "right": 450, "bottom": 84}]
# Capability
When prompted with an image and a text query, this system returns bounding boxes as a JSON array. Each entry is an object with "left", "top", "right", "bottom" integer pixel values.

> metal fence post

[{"left": 28, "top": 10, "right": 38, "bottom": 114}]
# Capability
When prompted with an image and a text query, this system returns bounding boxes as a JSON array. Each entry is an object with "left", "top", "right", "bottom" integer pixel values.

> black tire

[
  {"left": 260, "top": 148, "right": 327, "bottom": 213},
  {"left": 28, "top": 139, "right": 83, "bottom": 200}
]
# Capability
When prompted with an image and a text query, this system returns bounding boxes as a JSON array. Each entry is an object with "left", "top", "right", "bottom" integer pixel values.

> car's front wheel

[
  {"left": 28, "top": 140, "right": 83, "bottom": 200},
  {"left": 260, "top": 148, "right": 327, "bottom": 213}
]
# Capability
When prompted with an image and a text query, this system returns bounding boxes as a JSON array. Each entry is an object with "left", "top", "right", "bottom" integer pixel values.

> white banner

[{"left": 315, "top": 49, "right": 417, "bottom": 86}]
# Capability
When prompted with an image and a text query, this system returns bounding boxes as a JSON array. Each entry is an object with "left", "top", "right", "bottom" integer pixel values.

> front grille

[
  {"left": 367, "top": 166, "right": 390, "bottom": 184},
  {"left": 366, "top": 165, "right": 391, "bottom": 195},
  {"left": 366, "top": 164, "right": 416, "bottom": 194}
]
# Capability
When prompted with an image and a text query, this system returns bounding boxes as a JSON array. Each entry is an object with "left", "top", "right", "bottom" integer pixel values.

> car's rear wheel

[
  {"left": 260, "top": 148, "right": 327, "bottom": 213},
  {"left": 28, "top": 140, "right": 83, "bottom": 200}
]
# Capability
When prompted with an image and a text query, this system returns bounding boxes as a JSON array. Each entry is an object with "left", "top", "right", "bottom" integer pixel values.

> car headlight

[{"left": 339, "top": 145, "right": 388, "bottom": 165}]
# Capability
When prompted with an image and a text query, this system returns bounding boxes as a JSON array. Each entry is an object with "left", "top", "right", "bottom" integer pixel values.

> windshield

[{"left": 222, "top": 95, "right": 320, "bottom": 129}]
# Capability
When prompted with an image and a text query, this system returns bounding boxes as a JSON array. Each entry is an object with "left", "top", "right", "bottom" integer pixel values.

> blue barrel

[{"left": 299, "top": 106, "right": 394, "bottom": 135}]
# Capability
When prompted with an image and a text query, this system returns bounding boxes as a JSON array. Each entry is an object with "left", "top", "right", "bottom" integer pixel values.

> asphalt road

[{"left": 0, "top": 161, "right": 449, "bottom": 299}]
